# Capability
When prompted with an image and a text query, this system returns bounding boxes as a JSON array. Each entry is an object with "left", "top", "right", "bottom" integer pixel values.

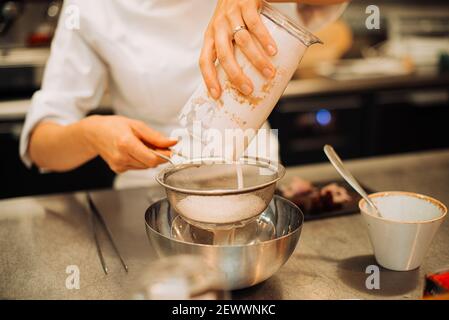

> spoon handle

[
  {"left": 147, "top": 148, "right": 175, "bottom": 165},
  {"left": 323, "top": 145, "right": 380, "bottom": 216}
]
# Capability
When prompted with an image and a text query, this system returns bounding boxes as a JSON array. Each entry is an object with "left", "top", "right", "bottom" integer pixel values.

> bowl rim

[
  {"left": 155, "top": 156, "right": 286, "bottom": 196},
  {"left": 144, "top": 195, "right": 303, "bottom": 248},
  {"left": 358, "top": 191, "right": 448, "bottom": 224}
]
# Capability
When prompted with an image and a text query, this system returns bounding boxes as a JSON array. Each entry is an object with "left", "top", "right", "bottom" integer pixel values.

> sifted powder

[
  {"left": 236, "top": 163, "right": 244, "bottom": 190},
  {"left": 176, "top": 194, "right": 266, "bottom": 224}
]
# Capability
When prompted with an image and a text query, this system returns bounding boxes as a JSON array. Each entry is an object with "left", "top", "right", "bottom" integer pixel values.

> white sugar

[{"left": 176, "top": 194, "right": 266, "bottom": 224}]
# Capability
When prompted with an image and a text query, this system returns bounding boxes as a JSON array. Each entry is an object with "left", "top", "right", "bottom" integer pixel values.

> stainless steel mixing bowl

[
  {"left": 145, "top": 195, "right": 304, "bottom": 290},
  {"left": 155, "top": 157, "right": 286, "bottom": 228}
]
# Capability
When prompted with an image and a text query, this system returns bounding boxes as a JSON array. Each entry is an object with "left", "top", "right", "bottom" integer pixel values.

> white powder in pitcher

[{"left": 176, "top": 194, "right": 267, "bottom": 224}]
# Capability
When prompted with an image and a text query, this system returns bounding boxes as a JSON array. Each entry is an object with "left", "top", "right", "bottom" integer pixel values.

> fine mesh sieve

[{"left": 156, "top": 157, "right": 285, "bottom": 228}]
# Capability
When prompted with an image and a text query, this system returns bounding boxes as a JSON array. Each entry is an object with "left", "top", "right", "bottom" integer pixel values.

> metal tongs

[{"left": 86, "top": 193, "right": 128, "bottom": 274}]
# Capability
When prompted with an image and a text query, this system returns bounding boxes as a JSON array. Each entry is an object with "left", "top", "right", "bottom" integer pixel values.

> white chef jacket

[{"left": 20, "top": 0, "right": 347, "bottom": 189}]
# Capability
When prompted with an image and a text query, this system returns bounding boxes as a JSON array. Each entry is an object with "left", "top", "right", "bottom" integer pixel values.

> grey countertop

[{"left": 1, "top": 149, "right": 449, "bottom": 300}]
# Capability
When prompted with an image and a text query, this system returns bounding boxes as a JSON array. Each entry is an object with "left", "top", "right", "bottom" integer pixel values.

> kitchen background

[{"left": 1, "top": 0, "right": 448, "bottom": 199}]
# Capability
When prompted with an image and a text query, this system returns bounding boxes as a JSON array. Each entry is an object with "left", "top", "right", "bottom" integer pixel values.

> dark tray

[{"left": 277, "top": 180, "right": 375, "bottom": 221}]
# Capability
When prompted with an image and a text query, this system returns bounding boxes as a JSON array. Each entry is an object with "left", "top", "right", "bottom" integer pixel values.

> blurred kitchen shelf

[
  {"left": 284, "top": 72, "right": 449, "bottom": 98},
  {"left": 0, "top": 48, "right": 50, "bottom": 66},
  {"left": 0, "top": 99, "right": 30, "bottom": 119}
]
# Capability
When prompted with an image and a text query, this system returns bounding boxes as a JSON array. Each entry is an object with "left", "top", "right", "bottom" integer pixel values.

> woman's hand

[
  {"left": 200, "top": 0, "right": 278, "bottom": 99},
  {"left": 81, "top": 115, "right": 177, "bottom": 173}
]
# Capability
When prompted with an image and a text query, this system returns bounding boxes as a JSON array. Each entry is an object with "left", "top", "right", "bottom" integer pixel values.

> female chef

[{"left": 21, "top": 0, "right": 347, "bottom": 188}]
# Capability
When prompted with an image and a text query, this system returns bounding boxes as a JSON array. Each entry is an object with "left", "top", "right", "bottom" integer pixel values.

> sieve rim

[{"left": 156, "top": 156, "right": 285, "bottom": 196}]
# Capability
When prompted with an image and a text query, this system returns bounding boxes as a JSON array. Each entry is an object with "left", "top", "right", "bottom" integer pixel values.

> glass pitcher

[{"left": 175, "top": 1, "right": 322, "bottom": 161}]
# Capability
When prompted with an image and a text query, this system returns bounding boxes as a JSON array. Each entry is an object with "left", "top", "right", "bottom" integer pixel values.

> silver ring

[{"left": 232, "top": 25, "right": 248, "bottom": 38}]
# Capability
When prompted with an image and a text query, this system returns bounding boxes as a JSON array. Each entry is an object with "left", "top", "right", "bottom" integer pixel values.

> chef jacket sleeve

[{"left": 19, "top": 3, "right": 107, "bottom": 168}]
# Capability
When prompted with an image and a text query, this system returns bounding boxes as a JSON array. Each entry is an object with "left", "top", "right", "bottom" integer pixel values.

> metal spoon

[
  {"left": 323, "top": 145, "right": 382, "bottom": 217},
  {"left": 147, "top": 145, "right": 193, "bottom": 165}
]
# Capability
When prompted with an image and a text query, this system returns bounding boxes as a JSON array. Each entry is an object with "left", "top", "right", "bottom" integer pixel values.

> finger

[
  {"left": 153, "top": 148, "right": 172, "bottom": 158},
  {"left": 119, "top": 154, "right": 163, "bottom": 171},
  {"left": 131, "top": 121, "right": 178, "bottom": 149},
  {"left": 108, "top": 161, "right": 127, "bottom": 174},
  {"left": 124, "top": 165, "right": 148, "bottom": 171},
  {"left": 241, "top": 1, "right": 277, "bottom": 56},
  {"left": 226, "top": 9, "right": 275, "bottom": 79},
  {"left": 199, "top": 31, "right": 221, "bottom": 99},
  {"left": 214, "top": 18, "right": 253, "bottom": 95},
  {"left": 110, "top": 166, "right": 126, "bottom": 174},
  {"left": 127, "top": 137, "right": 168, "bottom": 167},
  {"left": 127, "top": 153, "right": 153, "bottom": 169},
  {"left": 121, "top": 164, "right": 149, "bottom": 172},
  {"left": 114, "top": 135, "right": 155, "bottom": 169},
  {"left": 145, "top": 147, "right": 173, "bottom": 164}
]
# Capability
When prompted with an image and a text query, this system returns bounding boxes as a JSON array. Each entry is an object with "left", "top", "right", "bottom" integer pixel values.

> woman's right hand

[
  {"left": 200, "top": 0, "right": 277, "bottom": 99},
  {"left": 81, "top": 115, "right": 177, "bottom": 173}
]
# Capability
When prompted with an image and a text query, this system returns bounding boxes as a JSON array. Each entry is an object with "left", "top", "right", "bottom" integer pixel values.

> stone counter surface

[{"left": 1, "top": 149, "right": 449, "bottom": 299}]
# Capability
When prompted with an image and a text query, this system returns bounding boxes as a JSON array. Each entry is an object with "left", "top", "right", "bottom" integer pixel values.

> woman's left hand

[{"left": 200, "top": 0, "right": 278, "bottom": 99}]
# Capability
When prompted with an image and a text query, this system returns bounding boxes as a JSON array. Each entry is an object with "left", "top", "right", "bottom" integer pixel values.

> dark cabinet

[
  {"left": 270, "top": 86, "right": 449, "bottom": 166},
  {"left": 270, "top": 95, "right": 364, "bottom": 165},
  {"left": 367, "top": 89, "right": 449, "bottom": 155}
]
